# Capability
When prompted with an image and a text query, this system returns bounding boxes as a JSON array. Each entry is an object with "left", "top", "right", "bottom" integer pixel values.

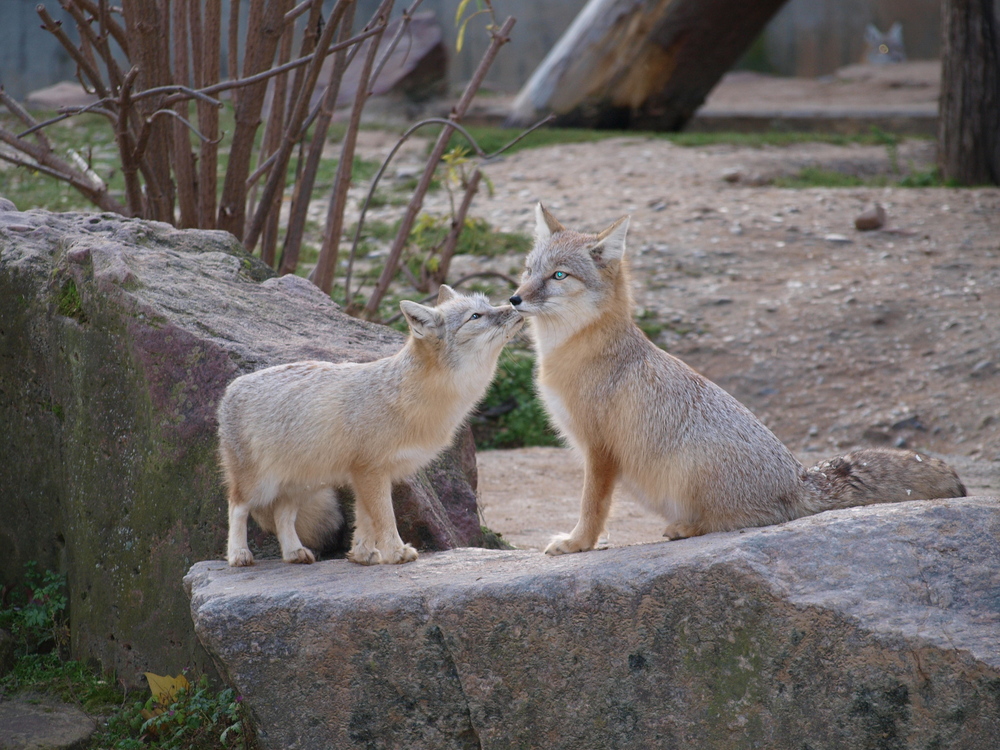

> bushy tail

[
  {"left": 803, "top": 448, "right": 966, "bottom": 512},
  {"left": 251, "top": 487, "right": 345, "bottom": 551}
]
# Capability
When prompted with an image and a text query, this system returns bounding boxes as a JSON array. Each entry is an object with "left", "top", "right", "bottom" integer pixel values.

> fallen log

[{"left": 509, "top": 0, "right": 789, "bottom": 130}]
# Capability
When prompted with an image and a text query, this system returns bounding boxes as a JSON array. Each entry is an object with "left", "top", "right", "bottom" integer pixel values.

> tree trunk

[
  {"left": 508, "top": 0, "right": 790, "bottom": 130},
  {"left": 939, "top": 0, "right": 1000, "bottom": 185}
]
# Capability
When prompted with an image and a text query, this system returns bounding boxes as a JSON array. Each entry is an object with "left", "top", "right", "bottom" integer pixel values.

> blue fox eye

[
  {"left": 553, "top": 271, "right": 567, "bottom": 280},
  {"left": 469, "top": 313, "right": 481, "bottom": 320}
]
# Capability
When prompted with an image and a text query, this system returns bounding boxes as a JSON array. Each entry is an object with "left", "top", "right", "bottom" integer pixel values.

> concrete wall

[
  {"left": 764, "top": 0, "right": 941, "bottom": 77},
  {"left": 0, "top": 0, "right": 940, "bottom": 102}
]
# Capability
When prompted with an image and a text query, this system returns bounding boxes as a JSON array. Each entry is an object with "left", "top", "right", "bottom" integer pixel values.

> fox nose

[{"left": 509, "top": 295, "right": 522, "bottom": 306}]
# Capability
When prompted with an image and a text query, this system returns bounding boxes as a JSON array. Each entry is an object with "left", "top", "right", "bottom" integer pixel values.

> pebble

[{"left": 855, "top": 203, "right": 887, "bottom": 231}]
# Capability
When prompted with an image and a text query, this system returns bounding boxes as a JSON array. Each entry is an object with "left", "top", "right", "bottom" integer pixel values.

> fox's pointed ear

[
  {"left": 400, "top": 300, "right": 443, "bottom": 339},
  {"left": 534, "top": 202, "right": 565, "bottom": 243},
  {"left": 590, "top": 215, "right": 630, "bottom": 265},
  {"left": 888, "top": 21, "right": 903, "bottom": 44},
  {"left": 435, "top": 284, "right": 457, "bottom": 306}
]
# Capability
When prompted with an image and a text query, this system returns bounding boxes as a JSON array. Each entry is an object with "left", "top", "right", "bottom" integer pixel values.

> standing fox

[
  {"left": 217, "top": 286, "right": 523, "bottom": 566},
  {"left": 510, "top": 204, "right": 966, "bottom": 556}
]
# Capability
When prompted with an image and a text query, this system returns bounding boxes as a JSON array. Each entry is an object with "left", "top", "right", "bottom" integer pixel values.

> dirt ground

[
  {"left": 408, "top": 133, "right": 1000, "bottom": 550},
  {"left": 349, "top": 68, "right": 1000, "bottom": 551}
]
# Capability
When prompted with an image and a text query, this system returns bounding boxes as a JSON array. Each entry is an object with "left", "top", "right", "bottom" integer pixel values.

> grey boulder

[
  {"left": 186, "top": 496, "right": 1000, "bottom": 750},
  {"left": 0, "top": 207, "right": 483, "bottom": 684}
]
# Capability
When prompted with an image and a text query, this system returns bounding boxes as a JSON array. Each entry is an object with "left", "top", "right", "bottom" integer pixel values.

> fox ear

[
  {"left": 534, "top": 202, "right": 565, "bottom": 243},
  {"left": 436, "top": 284, "right": 457, "bottom": 306},
  {"left": 400, "top": 300, "right": 443, "bottom": 339},
  {"left": 590, "top": 215, "right": 630, "bottom": 265}
]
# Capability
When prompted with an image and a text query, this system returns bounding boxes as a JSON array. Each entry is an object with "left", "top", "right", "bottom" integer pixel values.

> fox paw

[
  {"left": 388, "top": 544, "right": 418, "bottom": 565},
  {"left": 662, "top": 522, "right": 701, "bottom": 541},
  {"left": 283, "top": 547, "right": 316, "bottom": 564},
  {"left": 228, "top": 548, "right": 254, "bottom": 567},
  {"left": 544, "top": 533, "right": 595, "bottom": 556},
  {"left": 348, "top": 542, "right": 418, "bottom": 565}
]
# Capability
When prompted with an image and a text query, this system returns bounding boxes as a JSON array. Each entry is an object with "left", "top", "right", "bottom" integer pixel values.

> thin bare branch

[
  {"left": 37, "top": 4, "right": 110, "bottom": 99},
  {"left": 284, "top": 0, "right": 314, "bottom": 23},
  {"left": 173, "top": 0, "right": 199, "bottom": 227},
  {"left": 0, "top": 151, "right": 74, "bottom": 182},
  {"left": 362, "top": 15, "right": 517, "bottom": 319},
  {"left": 193, "top": 0, "right": 221, "bottom": 228},
  {"left": 0, "top": 89, "right": 54, "bottom": 151},
  {"left": 433, "top": 167, "right": 481, "bottom": 287},
  {"left": 277, "top": 0, "right": 357, "bottom": 275},
  {"left": 59, "top": 0, "right": 125, "bottom": 91},
  {"left": 0, "top": 130, "right": 126, "bottom": 214},
  {"left": 341, "top": 112, "right": 553, "bottom": 304},
  {"left": 310, "top": 0, "right": 395, "bottom": 292},
  {"left": 241, "top": 0, "right": 354, "bottom": 251},
  {"left": 115, "top": 67, "right": 146, "bottom": 216},
  {"left": 179, "top": 24, "right": 390, "bottom": 104},
  {"left": 75, "top": 0, "right": 131, "bottom": 57},
  {"left": 258, "top": 5, "right": 297, "bottom": 266},
  {"left": 218, "top": 0, "right": 294, "bottom": 238}
]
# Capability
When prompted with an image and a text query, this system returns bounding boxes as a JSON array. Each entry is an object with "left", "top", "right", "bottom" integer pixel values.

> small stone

[
  {"left": 722, "top": 167, "right": 743, "bottom": 183},
  {"left": 394, "top": 165, "right": 421, "bottom": 180},
  {"left": 854, "top": 203, "right": 887, "bottom": 231},
  {"left": 824, "top": 233, "right": 852, "bottom": 243},
  {"left": 0, "top": 694, "right": 97, "bottom": 750}
]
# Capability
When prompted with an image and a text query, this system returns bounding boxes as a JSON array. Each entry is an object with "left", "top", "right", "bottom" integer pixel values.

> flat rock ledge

[{"left": 186, "top": 496, "right": 1000, "bottom": 750}]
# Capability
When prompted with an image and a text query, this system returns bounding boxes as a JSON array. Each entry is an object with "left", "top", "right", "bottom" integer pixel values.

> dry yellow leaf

[{"left": 143, "top": 672, "right": 191, "bottom": 704}]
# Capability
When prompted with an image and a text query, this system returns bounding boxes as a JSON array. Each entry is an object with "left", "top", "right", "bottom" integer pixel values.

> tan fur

[
  {"left": 510, "top": 204, "right": 966, "bottom": 555},
  {"left": 217, "top": 286, "right": 523, "bottom": 566}
]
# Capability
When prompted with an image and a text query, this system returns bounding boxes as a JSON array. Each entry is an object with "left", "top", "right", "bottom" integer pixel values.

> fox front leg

[
  {"left": 545, "top": 448, "right": 618, "bottom": 556},
  {"left": 347, "top": 472, "right": 418, "bottom": 565},
  {"left": 227, "top": 501, "right": 255, "bottom": 567}
]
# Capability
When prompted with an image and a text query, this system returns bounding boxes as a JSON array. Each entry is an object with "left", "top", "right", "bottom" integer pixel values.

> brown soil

[
  {"left": 462, "top": 137, "right": 1000, "bottom": 550},
  {"left": 348, "top": 78, "right": 999, "bottom": 552}
]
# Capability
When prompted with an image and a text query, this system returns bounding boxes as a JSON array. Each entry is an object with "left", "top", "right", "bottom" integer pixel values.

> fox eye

[
  {"left": 469, "top": 313, "right": 482, "bottom": 321},
  {"left": 552, "top": 271, "right": 567, "bottom": 280}
]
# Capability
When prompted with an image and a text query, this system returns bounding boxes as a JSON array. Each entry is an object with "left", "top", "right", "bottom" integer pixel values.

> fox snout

[
  {"left": 505, "top": 305, "right": 525, "bottom": 334},
  {"left": 509, "top": 284, "right": 541, "bottom": 313}
]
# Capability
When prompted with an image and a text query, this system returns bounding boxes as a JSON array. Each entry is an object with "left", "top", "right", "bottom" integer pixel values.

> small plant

[
  {"left": 0, "top": 561, "right": 69, "bottom": 657},
  {"left": 1, "top": 563, "right": 252, "bottom": 749},
  {"left": 473, "top": 347, "right": 561, "bottom": 449},
  {"left": 95, "top": 671, "right": 252, "bottom": 750}
]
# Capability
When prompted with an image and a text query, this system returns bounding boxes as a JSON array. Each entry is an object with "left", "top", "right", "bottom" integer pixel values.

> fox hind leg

[
  {"left": 348, "top": 472, "right": 417, "bottom": 565},
  {"left": 226, "top": 477, "right": 255, "bottom": 566},
  {"left": 273, "top": 498, "right": 316, "bottom": 564},
  {"left": 662, "top": 521, "right": 704, "bottom": 541}
]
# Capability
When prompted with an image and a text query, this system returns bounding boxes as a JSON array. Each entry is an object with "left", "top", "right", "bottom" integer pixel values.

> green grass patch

[
  {"left": 437, "top": 123, "right": 924, "bottom": 158},
  {"left": 773, "top": 165, "right": 949, "bottom": 189}
]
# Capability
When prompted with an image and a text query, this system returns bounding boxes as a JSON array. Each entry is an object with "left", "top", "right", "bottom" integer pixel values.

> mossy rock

[{"left": 0, "top": 207, "right": 485, "bottom": 685}]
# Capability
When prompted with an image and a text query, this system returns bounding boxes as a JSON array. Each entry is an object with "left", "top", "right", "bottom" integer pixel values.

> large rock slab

[
  {"left": 0, "top": 205, "right": 483, "bottom": 684},
  {"left": 186, "top": 497, "right": 1000, "bottom": 750}
]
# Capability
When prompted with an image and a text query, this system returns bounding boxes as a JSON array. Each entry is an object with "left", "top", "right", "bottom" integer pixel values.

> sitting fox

[
  {"left": 217, "top": 286, "right": 523, "bottom": 566},
  {"left": 510, "top": 204, "right": 965, "bottom": 555}
]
